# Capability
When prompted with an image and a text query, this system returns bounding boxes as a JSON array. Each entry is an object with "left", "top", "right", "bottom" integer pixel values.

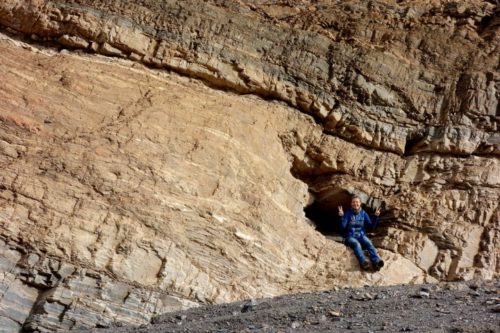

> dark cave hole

[
  {"left": 305, "top": 200, "right": 343, "bottom": 236},
  {"left": 404, "top": 136, "right": 420, "bottom": 156}
]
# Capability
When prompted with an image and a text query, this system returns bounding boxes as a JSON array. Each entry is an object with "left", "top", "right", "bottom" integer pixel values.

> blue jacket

[{"left": 340, "top": 209, "right": 378, "bottom": 239}]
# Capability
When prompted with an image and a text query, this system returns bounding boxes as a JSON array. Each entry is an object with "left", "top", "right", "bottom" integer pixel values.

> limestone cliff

[{"left": 0, "top": 0, "right": 498, "bottom": 331}]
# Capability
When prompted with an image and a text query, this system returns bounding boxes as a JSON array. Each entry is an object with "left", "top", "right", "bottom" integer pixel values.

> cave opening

[{"left": 304, "top": 197, "right": 346, "bottom": 236}]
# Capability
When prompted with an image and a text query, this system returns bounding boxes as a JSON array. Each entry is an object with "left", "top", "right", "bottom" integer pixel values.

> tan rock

[
  {"left": 58, "top": 34, "right": 89, "bottom": 49},
  {"left": 0, "top": 0, "right": 498, "bottom": 330}
]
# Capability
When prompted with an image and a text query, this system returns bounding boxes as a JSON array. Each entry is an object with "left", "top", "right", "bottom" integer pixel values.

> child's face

[{"left": 351, "top": 198, "right": 361, "bottom": 211}]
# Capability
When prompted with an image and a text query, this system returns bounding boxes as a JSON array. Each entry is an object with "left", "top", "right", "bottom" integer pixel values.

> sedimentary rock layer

[
  {"left": 0, "top": 34, "right": 429, "bottom": 330},
  {"left": 1, "top": 0, "right": 498, "bottom": 155},
  {"left": 0, "top": 0, "right": 498, "bottom": 331}
]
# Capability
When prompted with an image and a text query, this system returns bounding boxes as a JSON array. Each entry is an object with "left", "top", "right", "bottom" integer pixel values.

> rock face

[{"left": 0, "top": 0, "right": 498, "bottom": 331}]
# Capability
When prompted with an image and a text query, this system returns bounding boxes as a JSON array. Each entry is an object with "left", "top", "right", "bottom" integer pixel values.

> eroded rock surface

[{"left": 0, "top": 0, "right": 498, "bottom": 331}]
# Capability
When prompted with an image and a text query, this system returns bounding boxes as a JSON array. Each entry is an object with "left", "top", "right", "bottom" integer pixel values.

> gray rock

[{"left": 241, "top": 299, "right": 258, "bottom": 313}]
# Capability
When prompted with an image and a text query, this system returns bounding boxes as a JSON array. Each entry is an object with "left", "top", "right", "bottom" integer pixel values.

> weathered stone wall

[
  {"left": 0, "top": 237, "right": 196, "bottom": 332},
  {"left": 1, "top": 0, "right": 497, "bottom": 155},
  {"left": 0, "top": 33, "right": 429, "bottom": 330},
  {"left": 0, "top": 0, "right": 498, "bottom": 331}
]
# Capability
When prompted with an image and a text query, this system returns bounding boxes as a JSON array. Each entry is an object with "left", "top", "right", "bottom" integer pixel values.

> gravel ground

[{"left": 84, "top": 281, "right": 499, "bottom": 333}]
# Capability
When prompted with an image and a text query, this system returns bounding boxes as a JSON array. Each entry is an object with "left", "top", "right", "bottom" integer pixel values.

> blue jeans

[{"left": 345, "top": 235, "right": 381, "bottom": 265}]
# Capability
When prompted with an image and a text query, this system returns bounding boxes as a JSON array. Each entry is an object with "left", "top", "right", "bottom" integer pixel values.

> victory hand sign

[
  {"left": 375, "top": 207, "right": 381, "bottom": 216},
  {"left": 338, "top": 206, "right": 344, "bottom": 216}
]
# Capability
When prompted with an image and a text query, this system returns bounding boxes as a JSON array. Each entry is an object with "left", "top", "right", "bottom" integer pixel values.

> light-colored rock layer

[
  {"left": 0, "top": 35, "right": 433, "bottom": 330},
  {"left": 0, "top": 0, "right": 498, "bottom": 330},
  {"left": 0, "top": 0, "right": 498, "bottom": 155},
  {"left": 0, "top": 238, "right": 197, "bottom": 332}
]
